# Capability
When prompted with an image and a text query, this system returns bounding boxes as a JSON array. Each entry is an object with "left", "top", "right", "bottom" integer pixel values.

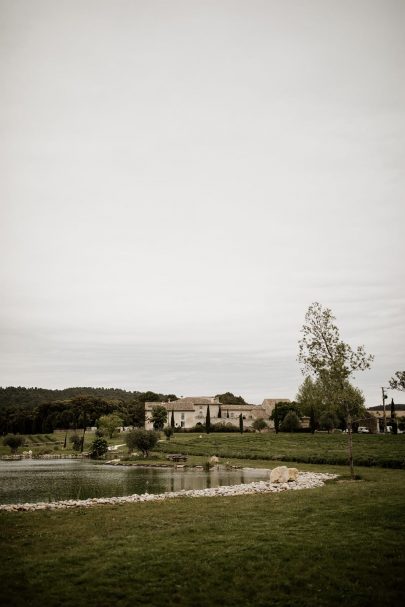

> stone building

[{"left": 145, "top": 396, "right": 291, "bottom": 430}]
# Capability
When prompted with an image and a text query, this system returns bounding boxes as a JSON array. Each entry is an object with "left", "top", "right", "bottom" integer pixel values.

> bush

[
  {"left": 3, "top": 434, "right": 25, "bottom": 453},
  {"left": 252, "top": 419, "right": 268, "bottom": 432},
  {"left": 125, "top": 429, "right": 159, "bottom": 457},
  {"left": 69, "top": 434, "right": 82, "bottom": 451},
  {"left": 89, "top": 437, "right": 108, "bottom": 459},
  {"left": 163, "top": 427, "right": 174, "bottom": 440}
]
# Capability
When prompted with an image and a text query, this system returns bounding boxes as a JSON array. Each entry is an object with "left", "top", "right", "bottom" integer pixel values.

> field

[
  {"left": 1, "top": 432, "right": 405, "bottom": 606},
  {"left": 157, "top": 432, "right": 405, "bottom": 468}
]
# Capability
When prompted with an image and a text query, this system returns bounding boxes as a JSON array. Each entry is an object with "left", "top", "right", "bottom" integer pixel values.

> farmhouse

[{"left": 145, "top": 396, "right": 291, "bottom": 430}]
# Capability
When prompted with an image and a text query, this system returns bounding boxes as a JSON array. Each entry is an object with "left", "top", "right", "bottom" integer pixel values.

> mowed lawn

[
  {"left": 157, "top": 432, "right": 405, "bottom": 468},
  {"left": 1, "top": 466, "right": 405, "bottom": 607}
]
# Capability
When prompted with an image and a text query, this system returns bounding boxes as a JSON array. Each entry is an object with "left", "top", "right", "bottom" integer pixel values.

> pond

[{"left": 0, "top": 460, "right": 270, "bottom": 504}]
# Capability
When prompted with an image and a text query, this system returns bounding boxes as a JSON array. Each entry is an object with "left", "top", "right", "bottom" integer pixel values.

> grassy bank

[
  {"left": 1, "top": 465, "right": 404, "bottom": 607},
  {"left": 157, "top": 432, "right": 405, "bottom": 468}
]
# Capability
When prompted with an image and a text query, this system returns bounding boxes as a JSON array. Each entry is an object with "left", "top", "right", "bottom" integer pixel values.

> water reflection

[{"left": 0, "top": 460, "right": 269, "bottom": 504}]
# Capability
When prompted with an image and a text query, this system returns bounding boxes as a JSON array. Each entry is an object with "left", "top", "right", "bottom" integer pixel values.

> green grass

[
  {"left": 157, "top": 432, "right": 405, "bottom": 468},
  {"left": 1, "top": 465, "right": 404, "bottom": 607}
]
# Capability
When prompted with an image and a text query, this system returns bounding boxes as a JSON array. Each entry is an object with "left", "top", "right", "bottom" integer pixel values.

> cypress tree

[
  {"left": 227, "top": 409, "right": 229, "bottom": 418},
  {"left": 206, "top": 405, "right": 211, "bottom": 434},
  {"left": 170, "top": 409, "right": 175, "bottom": 429},
  {"left": 218, "top": 405, "right": 222, "bottom": 418},
  {"left": 239, "top": 413, "right": 244, "bottom": 434},
  {"left": 391, "top": 398, "right": 397, "bottom": 434}
]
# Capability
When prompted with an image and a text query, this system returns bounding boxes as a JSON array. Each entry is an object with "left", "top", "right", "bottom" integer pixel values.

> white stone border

[{"left": 0, "top": 472, "right": 337, "bottom": 512}]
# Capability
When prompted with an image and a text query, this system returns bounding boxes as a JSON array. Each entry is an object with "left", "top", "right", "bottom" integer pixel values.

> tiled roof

[{"left": 262, "top": 398, "right": 290, "bottom": 406}]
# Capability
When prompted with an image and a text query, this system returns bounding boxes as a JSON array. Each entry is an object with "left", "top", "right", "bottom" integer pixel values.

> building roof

[
  {"left": 262, "top": 398, "right": 291, "bottom": 406},
  {"left": 145, "top": 397, "right": 218, "bottom": 412}
]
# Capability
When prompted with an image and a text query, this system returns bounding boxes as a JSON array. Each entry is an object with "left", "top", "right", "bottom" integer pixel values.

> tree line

[{"left": 0, "top": 389, "right": 177, "bottom": 435}]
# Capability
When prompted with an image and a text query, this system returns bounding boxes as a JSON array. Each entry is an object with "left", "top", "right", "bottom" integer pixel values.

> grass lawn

[
  {"left": 157, "top": 432, "right": 405, "bottom": 468},
  {"left": 1, "top": 465, "right": 404, "bottom": 607}
]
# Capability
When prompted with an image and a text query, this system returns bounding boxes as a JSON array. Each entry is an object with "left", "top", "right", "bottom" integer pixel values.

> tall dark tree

[
  {"left": 206, "top": 405, "right": 211, "bottom": 434},
  {"left": 239, "top": 413, "right": 244, "bottom": 434},
  {"left": 390, "top": 398, "right": 397, "bottom": 434},
  {"left": 170, "top": 409, "right": 175, "bottom": 429},
  {"left": 218, "top": 405, "right": 222, "bottom": 418}
]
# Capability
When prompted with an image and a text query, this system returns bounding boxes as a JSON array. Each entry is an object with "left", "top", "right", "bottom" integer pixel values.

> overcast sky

[{"left": 1, "top": 0, "right": 404, "bottom": 405}]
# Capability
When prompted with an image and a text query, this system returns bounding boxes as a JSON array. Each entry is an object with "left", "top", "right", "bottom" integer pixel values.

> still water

[{"left": 0, "top": 460, "right": 269, "bottom": 504}]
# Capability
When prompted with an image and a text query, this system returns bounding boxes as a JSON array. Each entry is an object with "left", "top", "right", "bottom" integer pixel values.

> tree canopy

[
  {"left": 215, "top": 392, "right": 246, "bottom": 405},
  {"left": 298, "top": 302, "right": 373, "bottom": 476},
  {"left": 389, "top": 371, "right": 405, "bottom": 392}
]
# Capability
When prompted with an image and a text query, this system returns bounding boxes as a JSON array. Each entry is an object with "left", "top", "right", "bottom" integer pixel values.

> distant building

[{"left": 145, "top": 396, "right": 291, "bottom": 430}]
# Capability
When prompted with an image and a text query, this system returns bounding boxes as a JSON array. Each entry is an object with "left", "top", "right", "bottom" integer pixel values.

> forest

[{"left": 0, "top": 387, "right": 177, "bottom": 435}]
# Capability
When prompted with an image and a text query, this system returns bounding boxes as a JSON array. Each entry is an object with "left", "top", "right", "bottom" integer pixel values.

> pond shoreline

[{"left": 0, "top": 472, "right": 338, "bottom": 512}]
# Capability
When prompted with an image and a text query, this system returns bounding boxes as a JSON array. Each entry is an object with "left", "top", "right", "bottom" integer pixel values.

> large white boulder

[
  {"left": 270, "top": 466, "right": 289, "bottom": 483},
  {"left": 210, "top": 455, "right": 219, "bottom": 464},
  {"left": 288, "top": 467, "right": 299, "bottom": 481}
]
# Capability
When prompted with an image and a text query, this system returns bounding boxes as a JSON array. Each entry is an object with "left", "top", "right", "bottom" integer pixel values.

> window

[{"left": 181, "top": 413, "right": 185, "bottom": 420}]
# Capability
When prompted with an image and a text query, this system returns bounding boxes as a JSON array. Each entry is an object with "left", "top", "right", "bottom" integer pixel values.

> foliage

[
  {"left": 89, "top": 437, "right": 108, "bottom": 459},
  {"left": 0, "top": 387, "right": 176, "bottom": 435},
  {"left": 319, "top": 411, "right": 339, "bottom": 433},
  {"left": 389, "top": 371, "right": 405, "bottom": 392},
  {"left": 150, "top": 406, "right": 167, "bottom": 431},
  {"left": 298, "top": 302, "right": 373, "bottom": 477},
  {"left": 280, "top": 411, "right": 301, "bottom": 432},
  {"left": 239, "top": 413, "right": 244, "bottom": 434},
  {"left": 271, "top": 402, "right": 301, "bottom": 433},
  {"left": 170, "top": 409, "right": 175, "bottom": 429},
  {"left": 98, "top": 413, "right": 124, "bottom": 438},
  {"left": 296, "top": 376, "right": 324, "bottom": 432},
  {"left": 3, "top": 434, "right": 25, "bottom": 453},
  {"left": 69, "top": 433, "right": 82, "bottom": 451},
  {"left": 215, "top": 392, "right": 247, "bottom": 405},
  {"left": 163, "top": 427, "right": 174, "bottom": 440},
  {"left": 252, "top": 419, "right": 268, "bottom": 432},
  {"left": 125, "top": 429, "right": 159, "bottom": 457}
]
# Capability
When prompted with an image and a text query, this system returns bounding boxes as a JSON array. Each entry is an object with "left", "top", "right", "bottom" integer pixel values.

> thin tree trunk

[{"left": 347, "top": 410, "right": 354, "bottom": 479}]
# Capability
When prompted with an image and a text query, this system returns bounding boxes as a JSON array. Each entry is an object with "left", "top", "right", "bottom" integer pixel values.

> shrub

[
  {"left": 69, "top": 434, "right": 82, "bottom": 451},
  {"left": 125, "top": 429, "right": 159, "bottom": 457},
  {"left": 163, "top": 427, "right": 174, "bottom": 440},
  {"left": 252, "top": 419, "right": 268, "bottom": 432},
  {"left": 89, "top": 437, "right": 108, "bottom": 459},
  {"left": 3, "top": 434, "right": 25, "bottom": 454}
]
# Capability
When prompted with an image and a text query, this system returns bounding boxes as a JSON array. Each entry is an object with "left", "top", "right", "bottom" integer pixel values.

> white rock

[
  {"left": 270, "top": 466, "right": 289, "bottom": 483},
  {"left": 288, "top": 468, "right": 299, "bottom": 481}
]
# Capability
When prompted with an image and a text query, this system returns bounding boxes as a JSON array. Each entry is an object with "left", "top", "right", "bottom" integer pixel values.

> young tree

[
  {"left": 89, "top": 436, "right": 108, "bottom": 458},
  {"left": 298, "top": 302, "right": 373, "bottom": 478},
  {"left": 98, "top": 413, "right": 124, "bottom": 439},
  {"left": 389, "top": 371, "right": 405, "bottom": 392},
  {"left": 206, "top": 405, "right": 211, "bottom": 434},
  {"left": 150, "top": 405, "right": 167, "bottom": 430},
  {"left": 3, "top": 434, "right": 25, "bottom": 454},
  {"left": 125, "top": 429, "right": 159, "bottom": 457},
  {"left": 69, "top": 433, "right": 82, "bottom": 451},
  {"left": 163, "top": 427, "right": 174, "bottom": 440}
]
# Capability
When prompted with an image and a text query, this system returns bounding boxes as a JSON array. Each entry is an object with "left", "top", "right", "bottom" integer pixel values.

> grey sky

[{"left": 1, "top": 0, "right": 404, "bottom": 405}]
